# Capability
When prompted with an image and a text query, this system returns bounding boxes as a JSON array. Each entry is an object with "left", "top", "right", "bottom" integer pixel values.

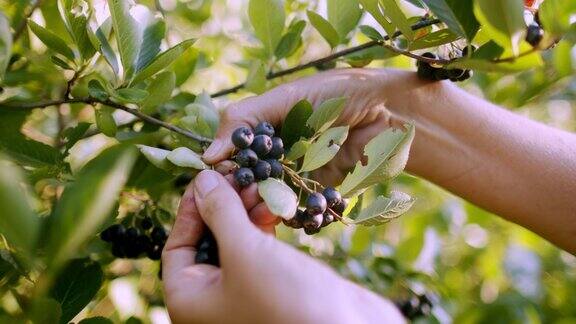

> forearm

[{"left": 383, "top": 71, "right": 576, "bottom": 253}]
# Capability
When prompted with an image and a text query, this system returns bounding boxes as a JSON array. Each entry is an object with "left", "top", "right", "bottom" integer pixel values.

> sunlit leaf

[
  {"left": 166, "top": 147, "right": 207, "bottom": 170},
  {"left": 379, "top": 0, "right": 414, "bottom": 40},
  {"left": 327, "top": 0, "right": 363, "bottom": 41},
  {"left": 258, "top": 178, "right": 298, "bottom": 219},
  {"left": 0, "top": 12, "right": 11, "bottom": 82},
  {"left": 307, "top": 10, "right": 340, "bottom": 48},
  {"left": 131, "top": 39, "right": 196, "bottom": 84},
  {"left": 351, "top": 191, "right": 415, "bottom": 226},
  {"left": 281, "top": 100, "right": 314, "bottom": 149},
  {"left": 422, "top": 0, "right": 479, "bottom": 41},
  {"left": 473, "top": 0, "right": 525, "bottom": 54},
  {"left": 275, "top": 20, "right": 306, "bottom": 59},
  {"left": 28, "top": 20, "right": 75, "bottom": 61},
  {"left": 141, "top": 71, "right": 176, "bottom": 114},
  {"left": 306, "top": 97, "right": 346, "bottom": 133},
  {"left": 248, "top": 0, "right": 285, "bottom": 56},
  {"left": 409, "top": 29, "right": 460, "bottom": 50},
  {"left": 300, "top": 126, "right": 349, "bottom": 172}
]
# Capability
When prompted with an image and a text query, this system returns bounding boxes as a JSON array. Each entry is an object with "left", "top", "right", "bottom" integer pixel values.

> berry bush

[{"left": 0, "top": 0, "right": 575, "bottom": 323}]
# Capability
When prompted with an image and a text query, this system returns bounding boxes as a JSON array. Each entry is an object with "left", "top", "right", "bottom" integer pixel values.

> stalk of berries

[
  {"left": 99, "top": 216, "right": 167, "bottom": 261},
  {"left": 417, "top": 49, "right": 473, "bottom": 82}
]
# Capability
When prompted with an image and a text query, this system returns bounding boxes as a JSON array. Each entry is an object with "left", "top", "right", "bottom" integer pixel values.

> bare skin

[{"left": 163, "top": 68, "right": 576, "bottom": 323}]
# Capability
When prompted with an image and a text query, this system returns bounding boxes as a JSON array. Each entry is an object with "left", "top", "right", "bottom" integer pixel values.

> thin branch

[
  {"left": 211, "top": 19, "right": 442, "bottom": 98},
  {"left": 12, "top": 0, "right": 43, "bottom": 43}
]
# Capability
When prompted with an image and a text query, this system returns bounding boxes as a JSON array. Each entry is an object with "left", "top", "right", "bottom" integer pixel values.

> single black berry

[
  {"left": 447, "top": 68, "right": 466, "bottom": 81},
  {"left": 147, "top": 245, "right": 163, "bottom": 260},
  {"left": 322, "top": 187, "right": 342, "bottom": 208},
  {"left": 461, "top": 45, "right": 476, "bottom": 57},
  {"left": 282, "top": 209, "right": 305, "bottom": 229},
  {"left": 151, "top": 226, "right": 168, "bottom": 244},
  {"left": 139, "top": 217, "right": 153, "bottom": 230},
  {"left": 321, "top": 213, "right": 334, "bottom": 227},
  {"left": 433, "top": 68, "right": 449, "bottom": 81},
  {"left": 235, "top": 148, "right": 258, "bottom": 167},
  {"left": 304, "top": 226, "right": 321, "bottom": 235},
  {"left": 456, "top": 70, "right": 472, "bottom": 82},
  {"left": 267, "top": 159, "right": 283, "bottom": 178},
  {"left": 306, "top": 193, "right": 327, "bottom": 215},
  {"left": 526, "top": 23, "right": 544, "bottom": 47},
  {"left": 100, "top": 224, "right": 126, "bottom": 242},
  {"left": 250, "top": 134, "right": 273, "bottom": 157},
  {"left": 135, "top": 234, "right": 152, "bottom": 253},
  {"left": 303, "top": 212, "right": 323, "bottom": 230},
  {"left": 124, "top": 241, "right": 141, "bottom": 258},
  {"left": 111, "top": 243, "right": 126, "bottom": 258},
  {"left": 254, "top": 121, "right": 275, "bottom": 137},
  {"left": 231, "top": 126, "right": 254, "bottom": 149},
  {"left": 125, "top": 227, "right": 141, "bottom": 241},
  {"left": 253, "top": 160, "right": 271, "bottom": 181},
  {"left": 332, "top": 199, "right": 348, "bottom": 215},
  {"left": 267, "top": 137, "right": 284, "bottom": 159},
  {"left": 234, "top": 167, "right": 255, "bottom": 187},
  {"left": 416, "top": 53, "right": 439, "bottom": 81}
]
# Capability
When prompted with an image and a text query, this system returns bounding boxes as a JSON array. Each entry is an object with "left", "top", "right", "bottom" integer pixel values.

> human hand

[
  {"left": 203, "top": 68, "right": 430, "bottom": 186},
  {"left": 162, "top": 170, "right": 404, "bottom": 324}
]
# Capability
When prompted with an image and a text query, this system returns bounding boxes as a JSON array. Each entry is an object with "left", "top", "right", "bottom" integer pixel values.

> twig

[
  {"left": 211, "top": 18, "right": 443, "bottom": 98},
  {"left": 12, "top": 0, "right": 43, "bottom": 43}
]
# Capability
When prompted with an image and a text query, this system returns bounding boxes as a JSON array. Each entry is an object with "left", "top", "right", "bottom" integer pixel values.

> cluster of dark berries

[
  {"left": 232, "top": 122, "right": 284, "bottom": 187},
  {"left": 395, "top": 294, "right": 433, "bottom": 320},
  {"left": 283, "top": 188, "right": 348, "bottom": 235},
  {"left": 100, "top": 218, "right": 167, "bottom": 261},
  {"left": 417, "top": 50, "right": 473, "bottom": 82}
]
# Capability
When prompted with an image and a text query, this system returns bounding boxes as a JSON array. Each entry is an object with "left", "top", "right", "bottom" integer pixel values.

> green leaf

[
  {"left": 281, "top": 100, "right": 314, "bottom": 149},
  {"left": 140, "top": 71, "right": 176, "bottom": 114},
  {"left": 473, "top": 0, "right": 525, "bottom": 54},
  {"left": 340, "top": 124, "right": 415, "bottom": 197},
  {"left": 29, "top": 298, "right": 62, "bottom": 324},
  {"left": 409, "top": 29, "right": 460, "bottom": 50},
  {"left": 300, "top": 126, "right": 349, "bottom": 172},
  {"left": 92, "top": 19, "right": 119, "bottom": 75},
  {"left": 327, "top": 0, "right": 363, "bottom": 41},
  {"left": 50, "top": 258, "right": 104, "bottom": 324},
  {"left": 258, "top": 178, "right": 298, "bottom": 220},
  {"left": 107, "top": 0, "right": 141, "bottom": 75},
  {"left": 28, "top": 20, "right": 75, "bottom": 61},
  {"left": 245, "top": 60, "right": 267, "bottom": 94},
  {"left": 131, "top": 39, "right": 196, "bottom": 85},
  {"left": 306, "top": 97, "right": 346, "bottom": 133},
  {"left": 51, "top": 55, "right": 74, "bottom": 70},
  {"left": 45, "top": 145, "right": 137, "bottom": 269},
  {"left": 360, "top": 25, "right": 385, "bottom": 41},
  {"left": 61, "top": 122, "right": 90, "bottom": 153},
  {"left": 448, "top": 52, "right": 543, "bottom": 72},
  {"left": 539, "top": 0, "right": 576, "bottom": 36},
  {"left": 351, "top": 191, "right": 415, "bottom": 226},
  {"left": 0, "top": 12, "right": 11, "bottom": 82},
  {"left": 113, "top": 88, "right": 149, "bottom": 104},
  {"left": 88, "top": 79, "right": 109, "bottom": 101},
  {"left": 285, "top": 140, "right": 310, "bottom": 161},
  {"left": 422, "top": 0, "right": 479, "bottom": 41},
  {"left": 95, "top": 106, "right": 117, "bottom": 137},
  {"left": 379, "top": 0, "right": 414, "bottom": 40},
  {"left": 167, "top": 147, "right": 207, "bottom": 170},
  {"left": 472, "top": 40, "right": 505, "bottom": 60},
  {"left": 135, "top": 20, "right": 165, "bottom": 72},
  {"left": 275, "top": 20, "right": 306, "bottom": 59},
  {"left": 183, "top": 102, "right": 219, "bottom": 138},
  {"left": 58, "top": 0, "right": 96, "bottom": 61},
  {"left": 79, "top": 317, "right": 114, "bottom": 324},
  {"left": 359, "top": 0, "right": 395, "bottom": 37},
  {"left": 307, "top": 10, "right": 340, "bottom": 48},
  {"left": 170, "top": 46, "right": 199, "bottom": 86},
  {"left": 553, "top": 41, "right": 574, "bottom": 78},
  {"left": 136, "top": 145, "right": 172, "bottom": 170},
  {"left": 0, "top": 156, "right": 39, "bottom": 257},
  {"left": 248, "top": 0, "right": 285, "bottom": 56}
]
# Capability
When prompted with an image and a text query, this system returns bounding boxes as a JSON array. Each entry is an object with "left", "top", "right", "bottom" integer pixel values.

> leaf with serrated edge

[
  {"left": 340, "top": 124, "right": 414, "bottom": 197},
  {"left": 258, "top": 178, "right": 298, "bottom": 219},
  {"left": 167, "top": 147, "right": 207, "bottom": 170},
  {"left": 351, "top": 191, "right": 415, "bottom": 226},
  {"left": 300, "top": 126, "right": 349, "bottom": 172},
  {"left": 306, "top": 97, "right": 346, "bottom": 133},
  {"left": 136, "top": 145, "right": 172, "bottom": 170}
]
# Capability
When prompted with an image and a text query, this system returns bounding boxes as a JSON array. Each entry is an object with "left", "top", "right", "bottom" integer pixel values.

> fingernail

[
  {"left": 202, "top": 140, "right": 222, "bottom": 161},
  {"left": 194, "top": 170, "right": 220, "bottom": 198}
]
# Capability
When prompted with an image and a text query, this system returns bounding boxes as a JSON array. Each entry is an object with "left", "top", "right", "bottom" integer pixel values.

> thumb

[{"left": 193, "top": 170, "right": 261, "bottom": 254}]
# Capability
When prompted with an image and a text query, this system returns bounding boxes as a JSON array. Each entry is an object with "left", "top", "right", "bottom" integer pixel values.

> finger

[
  {"left": 248, "top": 202, "right": 280, "bottom": 226},
  {"left": 193, "top": 170, "right": 261, "bottom": 252},
  {"left": 163, "top": 183, "right": 205, "bottom": 276}
]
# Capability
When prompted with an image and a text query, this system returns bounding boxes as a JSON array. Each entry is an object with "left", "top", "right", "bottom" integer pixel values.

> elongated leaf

[
  {"left": 140, "top": 71, "right": 175, "bottom": 114},
  {"left": 95, "top": 106, "right": 117, "bottom": 137},
  {"left": 285, "top": 140, "right": 310, "bottom": 161},
  {"left": 107, "top": 0, "right": 141, "bottom": 75},
  {"left": 340, "top": 124, "right": 415, "bottom": 197},
  {"left": 300, "top": 126, "right": 349, "bottom": 172},
  {"left": 45, "top": 146, "right": 137, "bottom": 269},
  {"left": 281, "top": 100, "right": 314, "bottom": 149},
  {"left": 245, "top": 60, "right": 267, "bottom": 94},
  {"left": 379, "top": 0, "right": 414, "bottom": 40},
  {"left": 258, "top": 178, "right": 298, "bottom": 220},
  {"left": 92, "top": 19, "right": 119, "bottom": 75},
  {"left": 539, "top": 0, "right": 576, "bottom": 36},
  {"left": 327, "top": 0, "right": 363, "bottom": 41},
  {"left": 448, "top": 53, "right": 543, "bottom": 72},
  {"left": 167, "top": 147, "right": 207, "bottom": 170},
  {"left": 28, "top": 20, "right": 75, "bottom": 61},
  {"left": 275, "top": 20, "right": 306, "bottom": 59},
  {"left": 131, "top": 39, "right": 195, "bottom": 85},
  {"left": 136, "top": 145, "right": 172, "bottom": 170},
  {"left": 359, "top": 0, "right": 395, "bottom": 36},
  {"left": 473, "top": 0, "right": 525, "bottom": 54},
  {"left": 0, "top": 12, "right": 11, "bottom": 82},
  {"left": 307, "top": 11, "right": 340, "bottom": 48},
  {"left": 50, "top": 258, "right": 104, "bottom": 324},
  {"left": 29, "top": 298, "right": 62, "bottom": 324},
  {"left": 422, "top": 0, "right": 479, "bottom": 40},
  {"left": 360, "top": 25, "right": 385, "bottom": 41},
  {"left": 113, "top": 88, "right": 149, "bottom": 104},
  {"left": 351, "top": 191, "right": 415, "bottom": 226},
  {"left": 306, "top": 97, "right": 346, "bottom": 133},
  {"left": 61, "top": 122, "right": 90, "bottom": 153},
  {"left": 135, "top": 20, "right": 165, "bottom": 72},
  {"left": 171, "top": 46, "right": 199, "bottom": 86},
  {"left": 88, "top": 79, "right": 109, "bottom": 101},
  {"left": 58, "top": 0, "right": 96, "bottom": 60},
  {"left": 0, "top": 156, "right": 39, "bottom": 256},
  {"left": 248, "top": 0, "right": 285, "bottom": 56},
  {"left": 409, "top": 29, "right": 460, "bottom": 50}
]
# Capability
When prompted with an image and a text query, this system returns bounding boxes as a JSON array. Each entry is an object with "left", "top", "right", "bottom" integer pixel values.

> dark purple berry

[
  {"left": 267, "top": 159, "right": 283, "bottom": 178},
  {"left": 235, "top": 148, "right": 258, "bottom": 167},
  {"left": 457, "top": 70, "right": 472, "bottom": 81},
  {"left": 232, "top": 126, "right": 255, "bottom": 149},
  {"left": 250, "top": 134, "right": 273, "bottom": 157},
  {"left": 234, "top": 167, "right": 255, "bottom": 187},
  {"left": 322, "top": 187, "right": 342, "bottom": 208},
  {"left": 111, "top": 243, "right": 126, "bottom": 258},
  {"left": 526, "top": 23, "right": 544, "bottom": 47},
  {"left": 254, "top": 121, "right": 275, "bottom": 137},
  {"left": 253, "top": 160, "right": 271, "bottom": 181},
  {"left": 147, "top": 245, "right": 163, "bottom": 260},
  {"left": 151, "top": 226, "right": 168, "bottom": 244},
  {"left": 433, "top": 68, "right": 449, "bottom": 81},
  {"left": 139, "top": 217, "right": 153, "bottom": 230},
  {"left": 267, "top": 137, "right": 284, "bottom": 159},
  {"left": 321, "top": 213, "right": 334, "bottom": 227},
  {"left": 461, "top": 45, "right": 476, "bottom": 57},
  {"left": 282, "top": 209, "right": 305, "bottom": 229},
  {"left": 332, "top": 198, "right": 348, "bottom": 215},
  {"left": 125, "top": 227, "right": 141, "bottom": 241},
  {"left": 135, "top": 234, "right": 152, "bottom": 253},
  {"left": 303, "top": 212, "right": 323, "bottom": 230},
  {"left": 447, "top": 68, "right": 466, "bottom": 81},
  {"left": 304, "top": 226, "right": 321, "bottom": 235},
  {"left": 100, "top": 224, "right": 125, "bottom": 242},
  {"left": 306, "top": 193, "right": 327, "bottom": 215}
]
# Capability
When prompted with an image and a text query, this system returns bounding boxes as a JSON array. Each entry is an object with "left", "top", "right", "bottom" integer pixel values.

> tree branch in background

[{"left": 12, "top": 0, "right": 43, "bottom": 43}]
